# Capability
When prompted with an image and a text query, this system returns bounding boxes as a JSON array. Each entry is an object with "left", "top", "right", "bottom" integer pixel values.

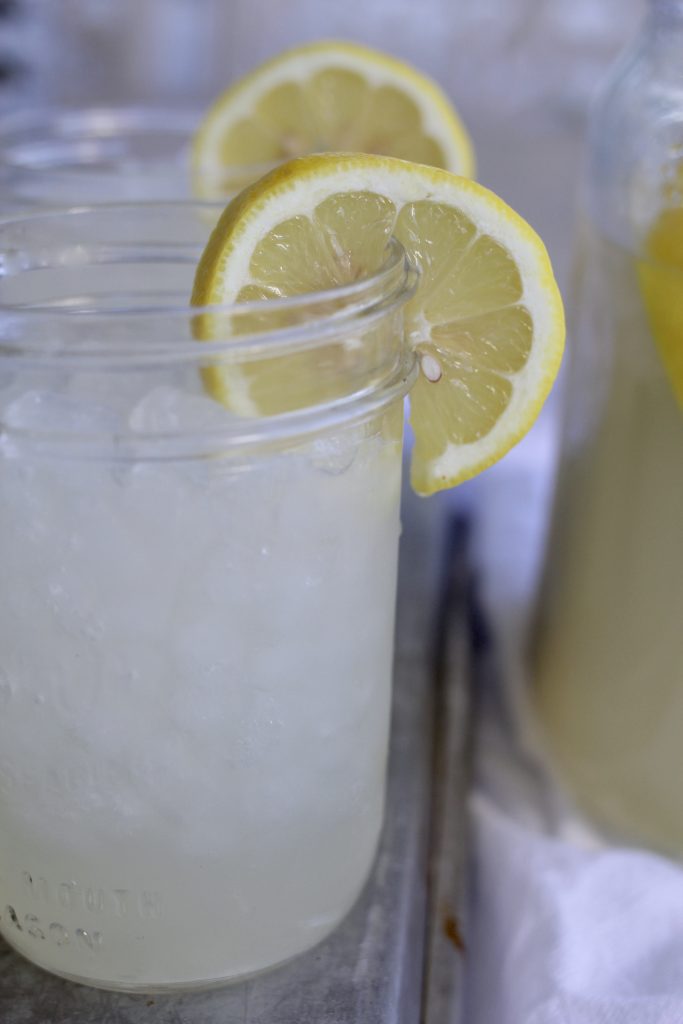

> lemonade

[
  {"left": 0, "top": 204, "right": 411, "bottom": 989},
  {"left": 533, "top": 221, "right": 683, "bottom": 853},
  {"left": 0, "top": 410, "right": 403, "bottom": 988},
  {"left": 0, "top": 147, "right": 563, "bottom": 988}
]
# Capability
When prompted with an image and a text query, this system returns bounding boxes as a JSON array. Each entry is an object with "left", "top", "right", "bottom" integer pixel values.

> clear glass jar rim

[
  {"left": 0, "top": 201, "right": 419, "bottom": 454},
  {"left": 0, "top": 105, "right": 274, "bottom": 182},
  {"left": 0, "top": 105, "right": 200, "bottom": 138},
  {"left": 0, "top": 202, "right": 418, "bottom": 367}
]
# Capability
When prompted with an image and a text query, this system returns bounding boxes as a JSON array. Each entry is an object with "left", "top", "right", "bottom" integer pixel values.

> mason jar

[
  {"left": 0, "top": 107, "right": 266, "bottom": 212},
  {"left": 0, "top": 203, "right": 417, "bottom": 991}
]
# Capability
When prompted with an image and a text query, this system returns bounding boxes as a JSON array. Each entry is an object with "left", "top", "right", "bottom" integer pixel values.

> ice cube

[
  {"left": 128, "top": 385, "right": 229, "bottom": 434},
  {"left": 310, "top": 426, "right": 366, "bottom": 474},
  {"left": 66, "top": 371, "right": 151, "bottom": 412},
  {"left": 2, "top": 390, "right": 120, "bottom": 434}
]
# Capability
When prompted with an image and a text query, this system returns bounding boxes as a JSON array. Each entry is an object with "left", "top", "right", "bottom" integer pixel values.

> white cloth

[
  {"left": 463, "top": 420, "right": 683, "bottom": 1024},
  {"left": 468, "top": 794, "right": 683, "bottom": 1024}
]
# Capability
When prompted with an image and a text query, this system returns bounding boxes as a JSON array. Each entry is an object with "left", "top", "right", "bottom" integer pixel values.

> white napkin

[{"left": 462, "top": 419, "right": 683, "bottom": 1024}]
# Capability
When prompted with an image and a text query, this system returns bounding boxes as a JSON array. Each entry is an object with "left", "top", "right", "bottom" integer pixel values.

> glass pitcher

[{"left": 533, "top": 0, "right": 683, "bottom": 856}]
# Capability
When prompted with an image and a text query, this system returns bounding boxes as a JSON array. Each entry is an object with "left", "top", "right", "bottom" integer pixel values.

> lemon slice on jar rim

[
  {"left": 192, "top": 153, "right": 565, "bottom": 495},
  {"left": 192, "top": 40, "right": 475, "bottom": 198}
]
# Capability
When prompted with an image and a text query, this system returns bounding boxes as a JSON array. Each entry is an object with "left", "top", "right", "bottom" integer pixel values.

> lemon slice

[
  {"left": 638, "top": 206, "right": 683, "bottom": 410},
  {"left": 192, "top": 154, "right": 564, "bottom": 495},
  {"left": 192, "top": 40, "right": 474, "bottom": 198}
]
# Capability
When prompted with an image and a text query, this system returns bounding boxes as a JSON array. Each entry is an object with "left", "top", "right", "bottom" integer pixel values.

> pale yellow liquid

[
  {"left": 533, "top": 223, "right": 683, "bottom": 856},
  {"left": 0, "top": 394, "right": 403, "bottom": 991}
]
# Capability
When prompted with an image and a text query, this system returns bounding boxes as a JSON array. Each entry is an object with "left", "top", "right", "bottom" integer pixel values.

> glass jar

[
  {"left": 0, "top": 107, "right": 267, "bottom": 211},
  {"left": 0, "top": 203, "right": 417, "bottom": 991},
  {"left": 533, "top": 0, "right": 683, "bottom": 855}
]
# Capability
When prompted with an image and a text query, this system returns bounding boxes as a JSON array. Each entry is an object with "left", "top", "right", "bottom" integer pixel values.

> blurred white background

[{"left": 1, "top": 0, "right": 642, "bottom": 283}]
